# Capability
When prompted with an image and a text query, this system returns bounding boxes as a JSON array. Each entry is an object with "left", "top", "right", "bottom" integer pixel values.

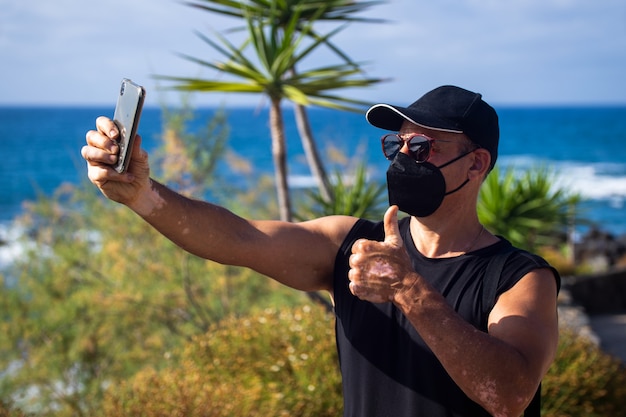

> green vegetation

[
  {"left": 0, "top": 108, "right": 306, "bottom": 416},
  {"left": 153, "top": 104, "right": 230, "bottom": 196},
  {"left": 97, "top": 320, "right": 626, "bottom": 417},
  {"left": 99, "top": 304, "right": 341, "bottom": 417},
  {"left": 295, "top": 162, "right": 387, "bottom": 221},
  {"left": 478, "top": 166, "right": 581, "bottom": 254},
  {"left": 542, "top": 329, "right": 626, "bottom": 416}
]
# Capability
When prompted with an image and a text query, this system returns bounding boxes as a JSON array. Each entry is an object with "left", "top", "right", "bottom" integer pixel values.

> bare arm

[
  {"left": 394, "top": 269, "right": 557, "bottom": 417},
  {"left": 348, "top": 206, "right": 559, "bottom": 417},
  {"left": 135, "top": 180, "right": 356, "bottom": 292},
  {"left": 82, "top": 116, "right": 357, "bottom": 292}
]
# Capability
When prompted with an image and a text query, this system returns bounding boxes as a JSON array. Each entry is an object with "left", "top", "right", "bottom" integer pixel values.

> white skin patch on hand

[{"left": 368, "top": 258, "right": 395, "bottom": 278}]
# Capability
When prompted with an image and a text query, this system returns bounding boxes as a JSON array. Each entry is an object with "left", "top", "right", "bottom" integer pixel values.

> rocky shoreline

[
  {"left": 559, "top": 228, "right": 626, "bottom": 362},
  {"left": 574, "top": 227, "right": 626, "bottom": 271},
  {"left": 558, "top": 288, "right": 600, "bottom": 344}
]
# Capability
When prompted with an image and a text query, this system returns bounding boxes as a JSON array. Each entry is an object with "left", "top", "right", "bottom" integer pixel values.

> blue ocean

[{"left": 1, "top": 105, "right": 625, "bottom": 240}]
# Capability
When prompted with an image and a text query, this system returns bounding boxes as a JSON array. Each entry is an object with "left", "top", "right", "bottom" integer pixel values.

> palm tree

[{"left": 159, "top": 8, "right": 383, "bottom": 221}]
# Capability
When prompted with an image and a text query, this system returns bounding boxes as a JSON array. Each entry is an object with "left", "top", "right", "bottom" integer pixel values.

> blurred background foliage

[
  {"left": 478, "top": 165, "right": 582, "bottom": 256},
  {"left": 0, "top": 105, "right": 308, "bottom": 415},
  {"left": 99, "top": 304, "right": 342, "bottom": 417},
  {"left": 1, "top": 104, "right": 625, "bottom": 417}
]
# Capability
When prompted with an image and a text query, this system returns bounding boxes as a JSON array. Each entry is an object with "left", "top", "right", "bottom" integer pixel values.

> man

[{"left": 82, "top": 85, "right": 559, "bottom": 417}]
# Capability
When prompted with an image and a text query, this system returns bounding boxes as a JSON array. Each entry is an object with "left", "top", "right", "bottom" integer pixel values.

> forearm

[
  {"left": 128, "top": 179, "right": 254, "bottom": 265},
  {"left": 125, "top": 178, "right": 346, "bottom": 292},
  {"left": 394, "top": 278, "right": 538, "bottom": 417}
]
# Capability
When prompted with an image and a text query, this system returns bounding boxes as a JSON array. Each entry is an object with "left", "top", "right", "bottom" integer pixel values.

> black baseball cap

[{"left": 366, "top": 85, "right": 500, "bottom": 170}]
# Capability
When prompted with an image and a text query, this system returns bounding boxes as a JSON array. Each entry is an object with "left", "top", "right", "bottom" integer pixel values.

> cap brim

[{"left": 366, "top": 103, "right": 463, "bottom": 134}]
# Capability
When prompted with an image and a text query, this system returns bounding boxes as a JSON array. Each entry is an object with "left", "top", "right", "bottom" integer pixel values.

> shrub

[
  {"left": 0, "top": 400, "right": 29, "bottom": 417},
  {"left": 0, "top": 105, "right": 312, "bottom": 415},
  {"left": 542, "top": 329, "right": 626, "bottom": 416},
  {"left": 295, "top": 162, "right": 387, "bottom": 221},
  {"left": 0, "top": 183, "right": 306, "bottom": 416},
  {"left": 101, "top": 317, "right": 626, "bottom": 417},
  {"left": 100, "top": 304, "right": 342, "bottom": 417},
  {"left": 478, "top": 166, "right": 581, "bottom": 253}
]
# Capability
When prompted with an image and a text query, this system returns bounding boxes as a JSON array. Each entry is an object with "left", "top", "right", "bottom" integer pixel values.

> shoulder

[
  {"left": 476, "top": 237, "right": 560, "bottom": 294},
  {"left": 479, "top": 239, "right": 560, "bottom": 319},
  {"left": 489, "top": 241, "right": 560, "bottom": 326},
  {"left": 301, "top": 215, "right": 361, "bottom": 243},
  {"left": 296, "top": 215, "right": 362, "bottom": 262},
  {"left": 488, "top": 242, "right": 560, "bottom": 334},
  {"left": 498, "top": 243, "right": 561, "bottom": 294},
  {"left": 245, "top": 215, "right": 359, "bottom": 292}
]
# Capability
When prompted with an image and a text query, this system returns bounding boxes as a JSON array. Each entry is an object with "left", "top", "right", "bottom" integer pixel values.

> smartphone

[{"left": 113, "top": 78, "right": 145, "bottom": 173}]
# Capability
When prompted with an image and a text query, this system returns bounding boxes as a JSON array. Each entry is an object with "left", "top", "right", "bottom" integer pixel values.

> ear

[{"left": 468, "top": 148, "right": 491, "bottom": 179}]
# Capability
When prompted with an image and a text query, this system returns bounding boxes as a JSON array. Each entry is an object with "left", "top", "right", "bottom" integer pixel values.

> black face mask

[{"left": 386, "top": 151, "right": 472, "bottom": 217}]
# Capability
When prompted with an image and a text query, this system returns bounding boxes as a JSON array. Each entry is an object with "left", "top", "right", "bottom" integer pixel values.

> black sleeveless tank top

[{"left": 332, "top": 217, "right": 560, "bottom": 417}]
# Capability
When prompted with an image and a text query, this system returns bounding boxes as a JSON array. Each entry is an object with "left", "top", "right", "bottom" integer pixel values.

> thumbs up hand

[{"left": 348, "top": 206, "right": 418, "bottom": 304}]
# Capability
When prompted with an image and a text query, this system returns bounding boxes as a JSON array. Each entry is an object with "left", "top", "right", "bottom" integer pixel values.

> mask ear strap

[
  {"left": 444, "top": 178, "right": 469, "bottom": 196},
  {"left": 437, "top": 149, "right": 474, "bottom": 170},
  {"left": 439, "top": 149, "right": 474, "bottom": 196}
]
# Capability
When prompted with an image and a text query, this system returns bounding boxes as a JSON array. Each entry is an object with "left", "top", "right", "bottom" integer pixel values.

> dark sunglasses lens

[
  {"left": 408, "top": 137, "right": 430, "bottom": 162},
  {"left": 382, "top": 135, "right": 401, "bottom": 160}
]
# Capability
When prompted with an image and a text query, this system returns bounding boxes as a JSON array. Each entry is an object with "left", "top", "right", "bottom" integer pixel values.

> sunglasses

[{"left": 381, "top": 133, "right": 454, "bottom": 163}]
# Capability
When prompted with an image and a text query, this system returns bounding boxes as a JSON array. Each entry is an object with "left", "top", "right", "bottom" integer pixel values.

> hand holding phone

[{"left": 113, "top": 78, "right": 145, "bottom": 173}]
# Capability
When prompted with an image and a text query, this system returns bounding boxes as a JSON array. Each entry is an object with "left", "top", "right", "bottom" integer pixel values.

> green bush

[
  {"left": 100, "top": 304, "right": 342, "bottom": 417},
  {"left": 478, "top": 166, "right": 581, "bottom": 253},
  {"left": 295, "top": 162, "right": 387, "bottom": 221},
  {"left": 0, "top": 184, "right": 307, "bottom": 416},
  {"left": 0, "top": 106, "right": 313, "bottom": 415},
  {"left": 100, "top": 312, "right": 626, "bottom": 417},
  {"left": 542, "top": 329, "right": 626, "bottom": 417},
  {"left": 0, "top": 400, "right": 29, "bottom": 417}
]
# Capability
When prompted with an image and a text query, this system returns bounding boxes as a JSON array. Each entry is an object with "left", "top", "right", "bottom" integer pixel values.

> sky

[{"left": 1, "top": 0, "right": 625, "bottom": 108}]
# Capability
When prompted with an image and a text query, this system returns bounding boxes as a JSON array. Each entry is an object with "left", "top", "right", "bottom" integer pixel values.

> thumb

[
  {"left": 132, "top": 134, "right": 143, "bottom": 157},
  {"left": 131, "top": 134, "right": 150, "bottom": 164},
  {"left": 383, "top": 205, "right": 403, "bottom": 248}
]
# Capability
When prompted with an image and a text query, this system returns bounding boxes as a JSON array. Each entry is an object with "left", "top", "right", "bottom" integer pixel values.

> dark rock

[{"left": 575, "top": 227, "right": 626, "bottom": 269}]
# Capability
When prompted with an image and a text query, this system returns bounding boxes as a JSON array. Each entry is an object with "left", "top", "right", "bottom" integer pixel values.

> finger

[
  {"left": 86, "top": 162, "right": 114, "bottom": 184},
  {"left": 86, "top": 129, "right": 119, "bottom": 155},
  {"left": 349, "top": 281, "right": 391, "bottom": 304},
  {"left": 383, "top": 205, "right": 403, "bottom": 248},
  {"left": 350, "top": 238, "right": 368, "bottom": 254},
  {"left": 95, "top": 116, "right": 119, "bottom": 139},
  {"left": 84, "top": 150, "right": 135, "bottom": 184},
  {"left": 130, "top": 134, "right": 145, "bottom": 160},
  {"left": 81, "top": 144, "right": 118, "bottom": 165}
]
